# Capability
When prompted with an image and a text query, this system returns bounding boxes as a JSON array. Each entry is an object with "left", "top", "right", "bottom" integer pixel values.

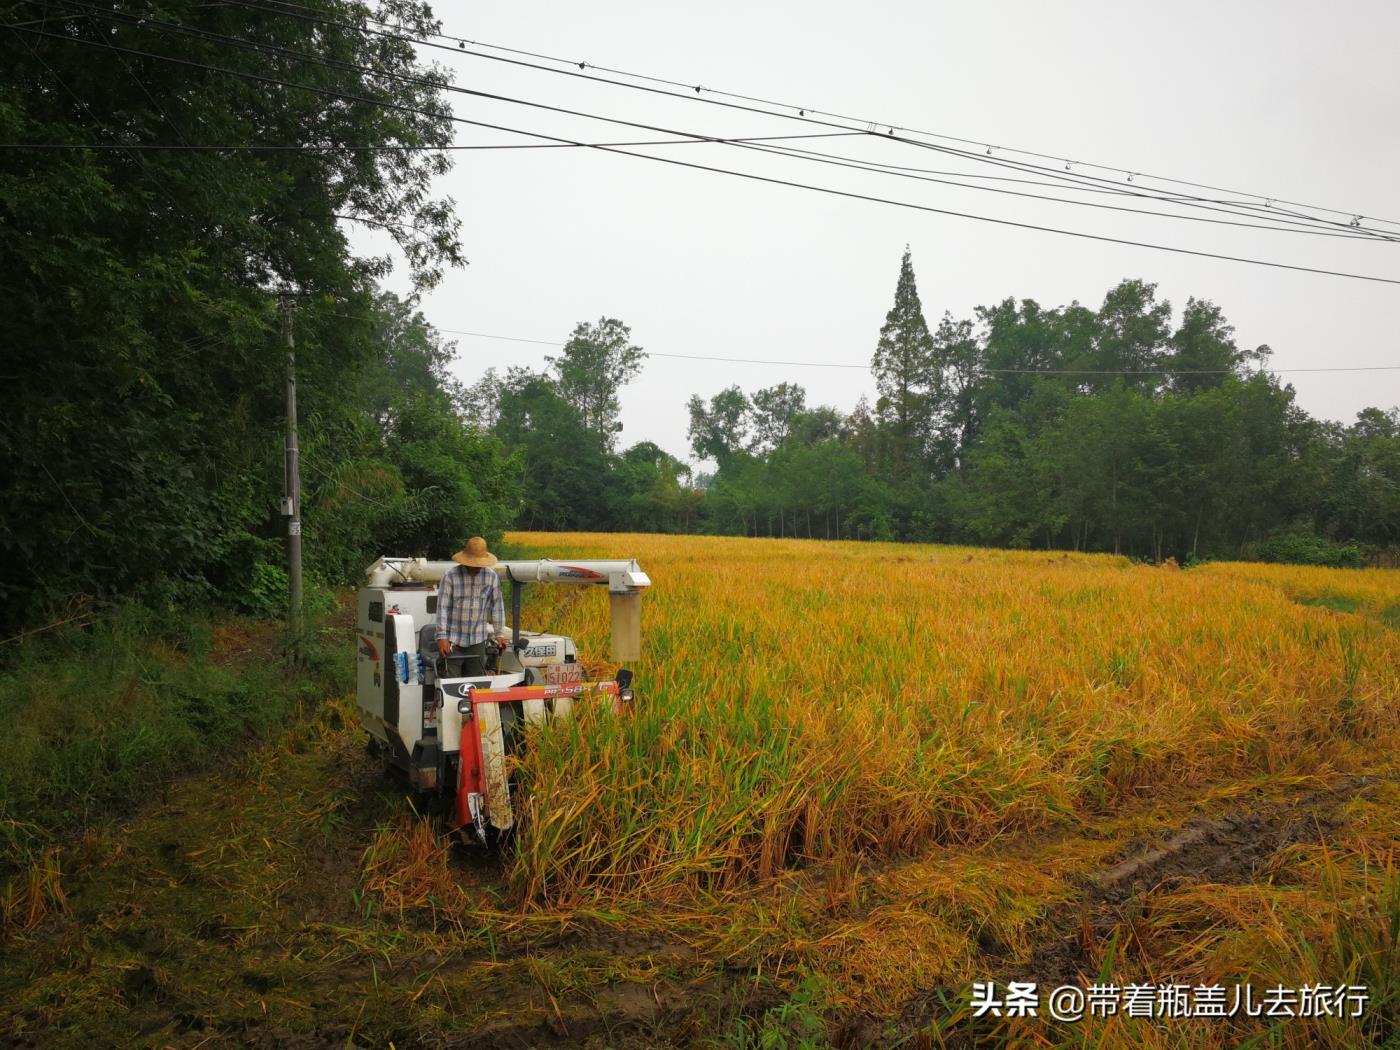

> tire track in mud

[
  {"left": 1011, "top": 774, "right": 1379, "bottom": 989},
  {"left": 884, "top": 774, "right": 1386, "bottom": 1044}
]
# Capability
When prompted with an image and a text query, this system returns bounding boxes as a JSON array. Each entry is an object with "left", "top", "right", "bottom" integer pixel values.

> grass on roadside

[{"left": 0, "top": 601, "right": 348, "bottom": 878}]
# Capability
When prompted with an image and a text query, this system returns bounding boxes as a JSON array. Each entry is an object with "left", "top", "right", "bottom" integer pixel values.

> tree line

[{"left": 472, "top": 251, "right": 1398, "bottom": 566}]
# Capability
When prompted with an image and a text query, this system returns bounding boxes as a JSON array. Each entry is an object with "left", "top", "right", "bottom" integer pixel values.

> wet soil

[
  {"left": 883, "top": 774, "right": 1387, "bottom": 1044},
  {"left": 0, "top": 703, "right": 747, "bottom": 1050}
]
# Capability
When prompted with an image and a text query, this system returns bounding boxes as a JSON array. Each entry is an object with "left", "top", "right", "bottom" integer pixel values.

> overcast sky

[{"left": 357, "top": 0, "right": 1400, "bottom": 465}]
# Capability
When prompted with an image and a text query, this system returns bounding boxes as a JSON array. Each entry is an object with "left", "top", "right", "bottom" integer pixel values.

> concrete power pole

[{"left": 281, "top": 298, "right": 303, "bottom": 635}]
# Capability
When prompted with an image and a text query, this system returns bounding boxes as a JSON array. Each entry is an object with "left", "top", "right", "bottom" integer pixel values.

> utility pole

[{"left": 281, "top": 298, "right": 303, "bottom": 635}]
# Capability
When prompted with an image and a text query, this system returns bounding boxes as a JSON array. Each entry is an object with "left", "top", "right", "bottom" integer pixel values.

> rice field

[{"left": 506, "top": 534, "right": 1400, "bottom": 911}]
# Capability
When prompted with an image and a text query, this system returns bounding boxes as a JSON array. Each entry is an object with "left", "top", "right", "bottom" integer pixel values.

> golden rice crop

[
  {"left": 503, "top": 534, "right": 1400, "bottom": 908},
  {"left": 1197, "top": 560, "right": 1400, "bottom": 621}
]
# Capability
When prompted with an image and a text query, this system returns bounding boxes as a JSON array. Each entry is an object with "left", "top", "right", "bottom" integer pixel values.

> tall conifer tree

[{"left": 871, "top": 247, "right": 935, "bottom": 475}]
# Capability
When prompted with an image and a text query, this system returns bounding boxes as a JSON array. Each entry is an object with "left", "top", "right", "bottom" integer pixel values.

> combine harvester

[{"left": 356, "top": 555, "right": 650, "bottom": 843}]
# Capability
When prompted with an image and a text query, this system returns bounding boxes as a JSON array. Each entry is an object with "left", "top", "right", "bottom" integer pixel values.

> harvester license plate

[{"left": 545, "top": 664, "right": 583, "bottom": 687}]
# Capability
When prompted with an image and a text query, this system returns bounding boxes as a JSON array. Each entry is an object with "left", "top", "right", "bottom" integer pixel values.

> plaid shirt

[{"left": 434, "top": 565, "right": 504, "bottom": 645}]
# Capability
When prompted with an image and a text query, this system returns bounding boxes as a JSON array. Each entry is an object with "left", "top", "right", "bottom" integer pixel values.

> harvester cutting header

[{"left": 357, "top": 548, "right": 650, "bottom": 842}]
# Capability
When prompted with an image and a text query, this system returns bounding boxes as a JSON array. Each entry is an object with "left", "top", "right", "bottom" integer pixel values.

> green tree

[
  {"left": 547, "top": 317, "right": 646, "bottom": 449},
  {"left": 787, "top": 406, "right": 846, "bottom": 447},
  {"left": 750, "top": 382, "right": 807, "bottom": 452},
  {"left": 951, "top": 386, "right": 1070, "bottom": 549},
  {"left": 459, "top": 367, "right": 503, "bottom": 431},
  {"left": 609, "top": 442, "right": 697, "bottom": 533},
  {"left": 1320, "top": 408, "right": 1400, "bottom": 547},
  {"left": 687, "top": 386, "right": 752, "bottom": 467},
  {"left": 494, "top": 371, "right": 610, "bottom": 531},
  {"left": 965, "top": 298, "right": 1079, "bottom": 442},
  {"left": 1167, "top": 297, "right": 1267, "bottom": 393},
  {"left": 703, "top": 456, "right": 766, "bottom": 536},
  {"left": 0, "top": 0, "right": 466, "bottom": 627},
  {"left": 1088, "top": 279, "right": 1172, "bottom": 391},
  {"left": 928, "top": 312, "right": 980, "bottom": 472},
  {"left": 871, "top": 247, "right": 936, "bottom": 475}
]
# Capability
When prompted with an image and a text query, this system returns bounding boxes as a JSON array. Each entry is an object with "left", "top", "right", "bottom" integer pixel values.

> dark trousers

[{"left": 448, "top": 641, "right": 487, "bottom": 677}]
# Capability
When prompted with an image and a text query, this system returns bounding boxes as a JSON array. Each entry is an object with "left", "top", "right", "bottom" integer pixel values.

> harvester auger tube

[{"left": 356, "top": 555, "right": 649, "bottom": 843}]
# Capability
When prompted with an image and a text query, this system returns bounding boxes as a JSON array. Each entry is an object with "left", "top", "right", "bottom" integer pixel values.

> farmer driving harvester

[{"left": 435, "top": 537, "right": 510, "bottom": 677}]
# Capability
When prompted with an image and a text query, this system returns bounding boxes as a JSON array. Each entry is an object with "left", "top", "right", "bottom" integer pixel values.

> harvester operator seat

[{"left": 417, "top": 625, "right": 441, "bottom": 686}]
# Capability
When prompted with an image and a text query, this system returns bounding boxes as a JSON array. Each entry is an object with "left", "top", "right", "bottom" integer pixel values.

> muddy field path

[{"left": 0, "top": 694, "right": 752, "bottom": 1049}]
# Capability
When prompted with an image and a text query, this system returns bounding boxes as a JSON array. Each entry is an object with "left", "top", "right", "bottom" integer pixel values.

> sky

[{"left": 356, "top": 0, "right": 1400, "bottom": 465}]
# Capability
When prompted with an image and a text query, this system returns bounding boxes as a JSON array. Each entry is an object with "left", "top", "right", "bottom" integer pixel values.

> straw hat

[{"left": 451, "top": 536, "right": 498, "bottom": 568}]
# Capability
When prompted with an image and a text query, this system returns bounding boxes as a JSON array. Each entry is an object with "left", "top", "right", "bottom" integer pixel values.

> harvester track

[{"left": 883, "top": 773, "right": 1391, "bottom": 1045}]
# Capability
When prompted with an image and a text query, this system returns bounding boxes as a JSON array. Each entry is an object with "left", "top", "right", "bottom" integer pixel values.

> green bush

[
  {"left": 1255, "top": 531, "right": 1365, "bottom": 568},
  {"left": 238, "top": 561, "right": 290, "bottom": 617},
  {"left": 232, "top": 561, "right": 341, "bottom": 623}
]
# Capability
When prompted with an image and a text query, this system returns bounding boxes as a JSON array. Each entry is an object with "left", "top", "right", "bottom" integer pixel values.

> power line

[
  {"left": 79, "top": 1, "right": 1310, "bottom": 236},
  {"left": 333, "top": 103, "right": 1400, "bottom": 282},
  {"left": 0, "top": 130, "right": 869, "bottom": 152},
  {"left": 21, "top": 131, "right": 1365, "bottom": 246},
  {"left": 443, "top": 49, "right": 1398, "bottom": 243},
  {"left": 724, "top": 143, "right": 1392, "bottom": 242},
  {"left": 54, "top": 0, "right": 1391, "bottom": 243},
  {"left": 14, "top": 139, "right": 1378, "bottom": 244},
  {"left": 341, "top": 316, "right": 1399, "bottom": 376},
  {"left": 453, "top": 48, "right": 1397, "bottom": 243},
  {"left": 13, "top": 23, "right": 1400, "bottom": 285},
  {"left": 76, "top": 0, "right": 1380, "bottom": 243},
  {"left": 371, "top": 4, "right": 1400, "bottom": 230},
  {"left": 10, "top": 14, "right": 1389, "bottom": 437},
  {"left": 230, "top": 0, "right": 1400, "bottom": 236},
  {"left": 208, "top": 0, "right": 1395, "bottom": 244},
  {"left": 875, "top": 129, "right": 1390, "bottom": 245},
  {"left": 32, "top": 5, "right": 1393, "bottom": 246}
]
